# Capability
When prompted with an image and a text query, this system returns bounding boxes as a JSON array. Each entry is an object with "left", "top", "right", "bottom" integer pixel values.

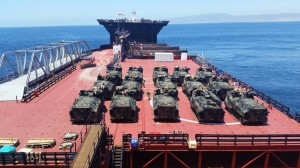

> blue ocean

[{"left": 0, "top": 22, "right": 299, "bottom": 114}]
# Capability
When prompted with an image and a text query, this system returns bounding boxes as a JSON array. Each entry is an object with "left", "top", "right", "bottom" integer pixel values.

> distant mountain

[{"left": 169, "top": 13, "right": 300, "bottom": 24}]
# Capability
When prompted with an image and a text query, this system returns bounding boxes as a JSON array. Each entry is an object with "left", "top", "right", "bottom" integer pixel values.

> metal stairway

[{"left": 111, "top": 146, "right": 123, "bottom": 168}]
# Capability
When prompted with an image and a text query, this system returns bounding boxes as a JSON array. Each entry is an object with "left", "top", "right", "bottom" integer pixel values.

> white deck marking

[
  {"left": 150, "top": 99, "right": 153, "bottom": 107},
  {"left": 179, "top": 118, "right": 199, "bottom": 123},
  {"left": 224, "top": 122, "right": 241, "bottom": 125},
  {"left": 180, "top": 118, "right": 241, "bottom": 125}
]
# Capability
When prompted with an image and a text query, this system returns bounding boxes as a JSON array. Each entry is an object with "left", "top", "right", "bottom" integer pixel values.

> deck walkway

[{"left": 72, "top": 125, "right": 103, "bottom": 168}]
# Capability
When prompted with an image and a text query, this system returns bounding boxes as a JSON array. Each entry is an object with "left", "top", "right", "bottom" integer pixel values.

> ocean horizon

[
  {"left": 1, "top": 20, "right": 300, "bottom": 28},
  {"left": 0, "top": 22, "right": 299, "bottom": 114}
]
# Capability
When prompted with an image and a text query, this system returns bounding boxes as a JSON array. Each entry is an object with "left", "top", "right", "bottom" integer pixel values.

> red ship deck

[{"left": 0, "top": 49, "right": 299, "bottom": 153}]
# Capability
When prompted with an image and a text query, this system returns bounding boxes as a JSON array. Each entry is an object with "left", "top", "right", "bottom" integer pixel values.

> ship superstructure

[{"left": 97, "top": 12, "right": 168, "bottom": 45}]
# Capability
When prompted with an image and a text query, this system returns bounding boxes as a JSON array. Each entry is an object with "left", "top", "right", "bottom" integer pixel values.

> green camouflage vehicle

[
  {"left": 70, "top": 90, "right": 104, "bottom": 124},
  {"left": 109, "top": 88, "right": 137, "bottom": 122},
  {"left": 155, "top": 75, "right": 178, "bottom": 98},
  {"left": 153, "top": 88, "right": 179, "bottom": 121},
  {"left": 172, "top": 66, "right": 190, "bottom": 86},
  {"left": 106, "top": 65, "right": 123, "bottom": 86},
  {"left": 92, "top": 74, "right": 116, "bottom": 100},
  {"left": 120, "top": 79, "right": 143, "bottom": 100},
  {"left": 153, "top": 65, "right": 168, "bottom": 84},
  {"left": 126, "top": 66, "right": 143, "bottom": 84},
  {"left": 128, "top": 65, "right": 143, "bottom": 73},
  {"left": 225, "top": 90, "right": 269, "bottom": 124},
  {"left": 190, "top": 89, "right": 224, "bottom": 123}
]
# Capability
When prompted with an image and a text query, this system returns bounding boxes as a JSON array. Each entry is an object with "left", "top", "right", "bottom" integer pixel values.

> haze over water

[{"left": 0, "top": 22, "right": 299, "bottom": 114}]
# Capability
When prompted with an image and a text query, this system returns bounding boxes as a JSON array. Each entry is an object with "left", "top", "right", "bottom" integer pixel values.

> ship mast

[{"left": 131, "top": 11, "right": 137, "bottom": 22}]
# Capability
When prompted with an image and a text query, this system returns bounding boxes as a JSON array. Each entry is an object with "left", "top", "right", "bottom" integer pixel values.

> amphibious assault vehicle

[
  {"left": 106, "top": 64, "right": 123, "bottom": 86},
  {"left": 153, "top": 88, "right": 179, "bottom": 121},
  {"left": 153, "top": 65, "right": 168, "bottom": 84},
  {"left": 182, "top": 75, "right": 207, "bottom": 98},
  {"left": 129, "top": 65, "right": 143, "bottom": 73},
  {"left": 109, "top": 88, "right": 137, "bottom": 122},
  {"left": 209, "top": 80, "right": 234, "bottom": 101},
  {"left": 196, "top": 67, "right": 213, "bottom": 86},
  {"left": 190, "top": 89, "right": 224, "bottom": 122},
  {"left": 225, "top": 90, "right": 269, "bottom": 124},
  {"left": 155, "top": 75, "right": 178, "bottom": 98},
  {"left": 69, "top": 90, "right": 104, "bottom": 123},
  {"left": 92, "top": 74, "right": 116, "bottom": 100},
  {"left": 120, "top": 78, "right": 143, "bottom": 100},
  {"left": 172, "top": 66, "right": 190, "bottom": 86},
  {"left": 126, "top": 66, "right": 143, "bottom": 84}
]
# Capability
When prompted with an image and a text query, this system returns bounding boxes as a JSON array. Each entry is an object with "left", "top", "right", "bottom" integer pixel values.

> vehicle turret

[
  {"left": 155, "top": 75, "right": 178, "bottom": 98},
  {"left": 196, "top": 67, "right": 214, "bottom": 86},
  {"left": 120, "top": 79, "right": 143, "bottom": 100},
  {"left": 92, "top": 74, "right": 116, "bottom": 100},
  {"left": 172, "top": 66, "right": 190, "bottom": 86},
  {"left": 153, "top": 65, "right": 168, "bottom": 84},
  {"left": 106, "top": 65, "right": 123, "bottom": 86},
  {"left": 182, "top": 75, "right": 207, "bottom": 98},
  {"left": 126, "top": 66, "right": 143, "bottom": 84},
  {"left": 128, "top": 65, "right": 143, "bottom": 73}
]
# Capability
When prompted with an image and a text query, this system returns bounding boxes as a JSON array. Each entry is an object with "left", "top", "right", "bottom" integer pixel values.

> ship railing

[
  {"left": 22, "top": 65, "right": 76, "bottom": 102},
  {"left": 191, "top": 55, "right": 298, "bottom": 122},
  {"left": 122, "top": 134, "right": 189, "bottom": 150},
  {"left": 131, "top": 43, "right": 168, "bottom": 46},
  {"left": 195, "top": 134, "right": 300, "bottom": 145},
  {"left": 295, "top": 112, "right": 300, "bottom": 122},
  {"left": 138, "top": 134, "right": 189, "bottom": 145},
  {"left": 0, "top": 152, "right": 75, "bottom": 166},
  {"left": 0, "top": 68, "right": 30, "bottom": 84},
  {"left": 0, "top": 72, "right": 18, "bottom": 84},
  {"left": 98, "top": 19, "right": 169, "bottom": 24},
  {"left": 73, "top": 124, "right": 92, "bottom": 153},
  {"left": 122, "top": 134, "right": 132, "bottom": 150}
]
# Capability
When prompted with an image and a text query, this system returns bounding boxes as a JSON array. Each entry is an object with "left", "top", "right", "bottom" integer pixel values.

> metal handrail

[
  {"left": 122, "top": 134, "right": 132, "bottom": 150},
  {"left": 22, "top": 65, "right": 76, "bottom": 102},
  {"left": 295, "top": 113, "right": 300, "bottom": 122},
  {"left": 138, "top": 134, "right": 189, "bottom": 144},
  {"left": 0, "top": 152, "right": 75, "bottom": 166},
  {"left": 97, "top": 19, "right": 169, "bottom": 24},
  {"left": 195, "top": 134, "right": 300, "bottom": 145}
]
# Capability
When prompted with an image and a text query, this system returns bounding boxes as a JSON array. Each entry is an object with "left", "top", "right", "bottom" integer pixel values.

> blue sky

[{"left": 0, "top": 0, "right": 300, "bottom": 27}]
